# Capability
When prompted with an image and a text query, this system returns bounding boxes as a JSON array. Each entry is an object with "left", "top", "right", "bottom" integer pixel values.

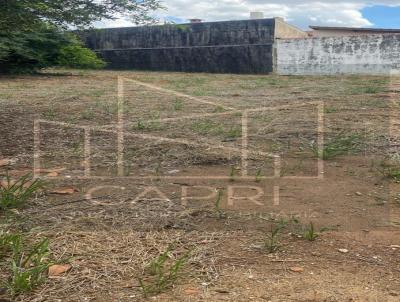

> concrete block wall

[
  {"left": 100, "top": 44, "right": 274, "bottom": 73},
  {"left": 276, "top": 34, "right": 400, "bottom": 75},
  {"left": 80, "top": 19, "right": 276, "bottom": 50},
  {"left": 79, "top": 18, "right": 284, "bottom": 73}
]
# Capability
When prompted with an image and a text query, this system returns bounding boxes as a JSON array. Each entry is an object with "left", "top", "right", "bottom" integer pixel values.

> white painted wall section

[{"left": 277, "top": 34, "right": 400, "bottom": 75}]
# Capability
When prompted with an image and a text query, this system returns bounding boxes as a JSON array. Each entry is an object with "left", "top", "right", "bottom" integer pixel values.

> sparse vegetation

[
  {"left": 0, "top": 232, "right": 52, "bottom": 296},
  {"left": 264, "top": 220, "right": 287, "bottom": 253},
  {"left": 214, "top": 190, "right": 225, "bottom": 219},
  {"left": 303, "top": 222, "right": 319, "bottom": 241},
  {"left": 0, "top": 70, "right": 397, "bottom": 300},
  {"left": 138, "top": 246, "right": 190, "bottom": 297},
  {"left": 0, "top": 173, "right": 43, "bottom": 211},
  {"left": 133, "top": 119, "right": 162, "bottom": 131},
  {"left": 173, "top": 99, "right": 184, "bottom": 111},
  {"left": 213, "top": 105, "right": 226, "bottom": 113},
  {"left": 311, "top": 133, "right": 363, "bottom": 160},
  {"left": 376, "top": 156, "right": 400, "bottom": 182},
  {"left": 255, "top": 169, "right": 263, "bottom": 182},
  {"left": 324, "top": 107, "right": 338, "bottom": 114},
  {"left": 225, "top": 126, "right": 241, "bottom": 139},
  {"left": 350, "top": 86, "right": 383, "bottom": 95},
  {"left": 191, "top": 120, "right": 241, "bottom": 140},
  {"left": 42, "top": 107, "right": 57, "bottom": 120},
  {"left": 229, "top": 166, "right": 235, "bottom": 182}
]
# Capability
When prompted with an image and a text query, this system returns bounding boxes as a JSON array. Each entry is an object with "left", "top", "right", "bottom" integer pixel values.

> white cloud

[
  {"left": 155, "top": 1, "right": 379, "bottom": 29},
  {"left": 95, "top": 1, "right": 400, "bottom": 29}
]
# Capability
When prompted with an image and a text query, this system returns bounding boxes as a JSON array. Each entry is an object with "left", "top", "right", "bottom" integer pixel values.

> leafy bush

[
  {"left": 0, "top": 25, "right": 105, "bottom": 73},
  {"left": 0, "top": 27, "right": 70, "bottom": 73},
  {"left": 57, "top": 44, "right": 106, "bottom": 69}
]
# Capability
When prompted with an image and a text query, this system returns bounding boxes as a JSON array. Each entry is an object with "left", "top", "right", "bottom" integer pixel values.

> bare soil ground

[{"left": 0, "top": 70, "right": 399, "bottom": 301}]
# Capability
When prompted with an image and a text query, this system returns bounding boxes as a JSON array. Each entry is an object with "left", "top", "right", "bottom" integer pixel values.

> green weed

[
  {"left": 0, "top": 173, "right": 43, "bottom": 211},
  {"left": 133, "top": 119, "right": 162, "bottom": 131},
  {"left": 173, "top": 99, "right": 184, "bottom": 111},
  {"left": 349, "top": 85, "right": 384, "bottom": 95},
  {"left": 0, "top": 233, "right": 21, "bottom": 260},
  {"left": 191, "top": 120, "right": 223, "bottom": 136},
  {"left": 225, "top": 126, "right": 241, "bottom": 139},
  {"left": 9, "top": 238, "right": 51, "bottom": 295},
  {"left": 229, "top": 166, "right": 235, "bottom": 182},
  {"left": 311, "top": 133, "right": 363, "bottom": 160},
  {"left": 96, "top": 100, "right": 118, "bottom": 115},
  {"left": 191, "top": 120, "right": 241, "bottom": 140},
  {"left": 0, "top": 232, "right": 52, "bottom": 296},
  {"left": 255, "top": 169, "right": 263, "bottom": 182},
  {"left": 41, "top": 108, "right": 57, "bottom": 120},
  {"left": 214, "top": 190, "right": 225, "bottom": 219},
  {"left": 80, "top": 108, "right": 95, "bottom": 120},
  {"left": 324, "top": 107, "right": 338, "bottom": 114},
  {"left": 264, "top": 220, "right": 287, "bottom": 253},
  {"left": 213, "top": 106, "right": 226, "bottom": 113},
  {"left": 138, "top": 246, "right": 190, "bottom": 297},
  {"left": 303, "top": 222, "right": 319, "bottom": 241},
  {"left": 72, "top": 141, "right": 83, "bottom": 155},
  {"left": 376, "top": 156, "right": 400, "bottom": 182}
]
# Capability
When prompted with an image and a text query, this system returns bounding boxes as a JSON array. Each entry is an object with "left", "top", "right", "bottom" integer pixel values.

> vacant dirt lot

[{"left": 0, "top": 70, "right": 399, "bottom": 301}]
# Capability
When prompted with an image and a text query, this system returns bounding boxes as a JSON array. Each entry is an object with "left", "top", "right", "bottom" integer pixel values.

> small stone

[
  {"left": 355, "top": 192, "right": 363, "bottom": 196},
  {"left": 338, "top": 248, "right": 349, "bottom": 253}
]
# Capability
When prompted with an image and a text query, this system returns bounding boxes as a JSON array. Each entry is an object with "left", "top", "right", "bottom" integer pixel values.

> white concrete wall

[
  {"left": 277, "top": 34, "right": 400, "bottom": 75},
  {"left": 309, "top": 29, "right": 388, "bottom": 37}
]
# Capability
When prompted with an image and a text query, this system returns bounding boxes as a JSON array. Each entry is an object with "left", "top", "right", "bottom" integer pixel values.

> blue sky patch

[{"left": 362, "top": 5, "right": 400, "bottom": 28}]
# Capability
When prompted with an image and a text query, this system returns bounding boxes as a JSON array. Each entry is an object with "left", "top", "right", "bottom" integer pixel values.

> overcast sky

[{"left": 96, "top": 1, "right": 400, "bottom": 30}]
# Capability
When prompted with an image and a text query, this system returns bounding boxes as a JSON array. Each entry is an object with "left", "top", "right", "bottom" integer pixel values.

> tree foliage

[
  {"left": 57, "top": 43, "right": 106, "bottom": 69},
  {"left": 0, "top": 0, "right": 163, "bottom": 32},
  {"left": 0, "top": 0, "right": 162, "bottom": 73},
  {"left": 0, "top": 25, "right": 70, "bottom": 73}
]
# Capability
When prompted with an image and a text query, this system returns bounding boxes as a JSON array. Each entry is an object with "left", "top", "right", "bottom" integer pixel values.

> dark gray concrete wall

[
  {"left": 79, "top": 19, "right": 277, "bottom": 73},
  {"left": 80, "top": 19, "right": 275, "bottom": 50},
  {"left": 98, "top": 44, "right": 273, "bottom": 73},
  {"left": 277, "top": 34, "right": 400, "bottom": 75}
]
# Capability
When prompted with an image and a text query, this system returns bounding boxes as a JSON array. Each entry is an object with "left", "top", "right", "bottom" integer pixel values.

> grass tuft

[
  {"left": 214, "top": 190, "right": 225, "bottom": 219},
  {"left": 0, "top": 232, "right": 52, "bottom": 296},
  {"left": 255, "top": 169, "right": 263, "bottom": 183},
  {"left": 264, "top": 220, "right": 287, "bottom": 253},
  {"left": 138, "top": 246, "right": 190, "bottom": 297},
  {"left": 303, "top": 222, "right": 319, "bottom": 241},
  {"left": 0, "top": 173, "right": 43, "bottom": 211},
  {"left": 311, "top": 133, "right": 363, "bottom": 160},
  {"left": 376, "top": 156, "right": 400, "bottom": 182}
]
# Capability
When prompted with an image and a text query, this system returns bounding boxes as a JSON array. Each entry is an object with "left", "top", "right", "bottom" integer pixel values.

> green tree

[
  {"left": 0, "top": 0, "right": 163, "bottom": 32},
  {"left": 0, "top": 0, "right": 162, "bottom": 73}
]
